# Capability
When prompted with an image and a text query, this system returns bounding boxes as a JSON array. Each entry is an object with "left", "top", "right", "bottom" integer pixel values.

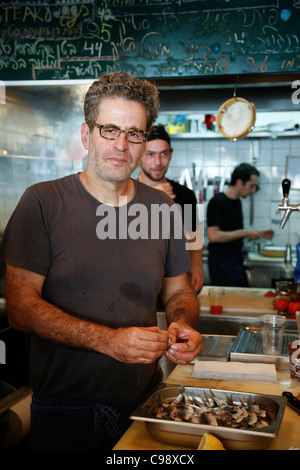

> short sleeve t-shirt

[
  {"left": 0, "top": 175, "right": 191, "bottom": 404},
  {"left": 207, "top": 192, "right": 244, "bottom": 256},
  {"left": 167, "top": 179, "right": 198, "bottom": 233}
]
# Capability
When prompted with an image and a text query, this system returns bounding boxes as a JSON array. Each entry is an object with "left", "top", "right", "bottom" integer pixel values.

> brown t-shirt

[{"left": 0, "top": 174, "right": 191, "bottom": 405}]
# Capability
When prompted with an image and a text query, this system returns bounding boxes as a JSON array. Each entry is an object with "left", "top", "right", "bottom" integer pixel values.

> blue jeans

[{"left": 30, "top": 395, "right": 137, "bottom": 450}]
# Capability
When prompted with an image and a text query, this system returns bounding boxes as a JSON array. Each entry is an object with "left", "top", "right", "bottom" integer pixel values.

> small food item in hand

[
  {"left": 273, "top": 298, "right": 289, "bottom": 312},
  {"left": 287, "top": 301, "right": 300, "bottom": 317},
  {"left": 198, "top": 433, "right": 225, "bottom": 450}
]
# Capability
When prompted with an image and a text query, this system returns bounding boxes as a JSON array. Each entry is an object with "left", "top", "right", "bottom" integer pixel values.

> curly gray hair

[{"left": 84, "top": 72, "right": 160, "bottom": 131}]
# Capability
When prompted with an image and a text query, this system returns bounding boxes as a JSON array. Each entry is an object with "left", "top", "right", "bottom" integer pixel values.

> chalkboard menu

[{"left": 1, "top": 0, "right": 300, "bottom": 81}]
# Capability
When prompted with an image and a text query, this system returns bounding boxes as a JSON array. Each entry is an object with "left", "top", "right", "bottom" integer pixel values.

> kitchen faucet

[{"left": 278, "top": 178, "right": 300, "bottom": 229}]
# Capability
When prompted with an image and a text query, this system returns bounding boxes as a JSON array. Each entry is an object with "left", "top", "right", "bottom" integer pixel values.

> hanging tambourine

[{"left": 216, "top": 97, "right": 256, "bottom": 141}]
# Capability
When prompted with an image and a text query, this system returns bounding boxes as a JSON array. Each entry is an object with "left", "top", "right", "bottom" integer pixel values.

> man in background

[
  {"left": 207, "top": 162, "right": 274, "bottom": 287},
  {"left": 139, "top": 125, "right": 204, "bottom": 293}
]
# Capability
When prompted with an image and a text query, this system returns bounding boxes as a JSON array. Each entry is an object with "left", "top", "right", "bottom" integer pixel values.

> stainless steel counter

[{"left": 244, "top": 252, "right": 283, "bottom": 288}]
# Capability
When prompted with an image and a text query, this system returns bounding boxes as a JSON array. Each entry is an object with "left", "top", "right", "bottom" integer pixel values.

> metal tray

[
  {"left": 230, "top": 327, "right": 298, "bottom": 369},
  {"left": 131, "top": 386, "right": 286, "bottom": 450},
  {"left": 197, "top": 335, "right": 236, "bottom": 361}
]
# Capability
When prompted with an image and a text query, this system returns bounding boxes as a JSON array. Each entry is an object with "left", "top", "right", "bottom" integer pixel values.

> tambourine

[{"left": 216, "top": 97, "right": 256, "bottom": 141}]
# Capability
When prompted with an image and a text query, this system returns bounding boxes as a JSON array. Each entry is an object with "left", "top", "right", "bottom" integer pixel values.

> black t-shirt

[
  {"left": 0, "top": 175, "right": 191, "bottom": 404},
  {"left": 167, "top": 179, "right": 198, "bottom": 233},
  {"left": 207, "top": 192, "right": 243, "bottom": 256}
]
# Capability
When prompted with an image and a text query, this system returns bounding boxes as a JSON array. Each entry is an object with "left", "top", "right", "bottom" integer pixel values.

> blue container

[{"left": 294, "top": 241, "right": 300, "bottom": 283}]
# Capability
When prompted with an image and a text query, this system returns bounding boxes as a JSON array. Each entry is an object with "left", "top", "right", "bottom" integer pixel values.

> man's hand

[
  {"left": 154, "top": 181, "right": 176, "bottom": 199},
  {"left": 245, "top": 229, "right": 274, "bottom": 241},
  {"left": 111, "top": 326, "right": 169, "bottom": 364},
  {"left": 261, "top": 229, "right": 274, "bottom": 240},
  {"left": 164, "top": 321, "right": 203, "bottom": 365},
  {"left": 188, "top": 265, "right": 204, "bottom": 293},
  {"left": 5, "top": 266, "right": 170, "bottom": 365}
]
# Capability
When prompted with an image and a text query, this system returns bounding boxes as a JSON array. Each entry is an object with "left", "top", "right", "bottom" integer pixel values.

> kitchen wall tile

[
  {"left": 257, "top": 149, "right": 272, "bottom": 166},
  {"left": 253, "top": 200, "right": 271, "bottom": 218},
  {"left": 170, "top": 151, "right": 188, "bottom": 167},
  {"left": 272, "top": 181, "right": 285, "bottom": 200},
  {"left": 271, "top": 165, "right": 286, "bottom": 184},
  {"left": 273, "top": 137, "right": 291, "bottom": 150},
  {"left": 166, "top": 135, "right": 299, "bottom": 249},
  {"left": 257, "top": 166, "right": 271, "bottom": 183},
  {"left": 186, "top": 138, "right": 203, "bottom": 152},
  {"left": 236, "top": 139, "right": 250, "bottom": 153},
  {"left": 259, "top": 139, "right": 271, "bottom": 149},
  {"left": 290, "top": 137, "right": 300, "bottom": 153},
  {"left": 272, "top": 148, "right": 288, "bottom": 166},
  {"left": 170, "top": 140, "right": 187, "bottom": 160}
]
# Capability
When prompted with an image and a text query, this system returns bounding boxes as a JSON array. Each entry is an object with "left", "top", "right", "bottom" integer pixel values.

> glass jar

[
  {"left": 275, "top": 280, "right": 293, "bottom": 300},
  {"left": 274, "top": 280, "right": 293, "bottom": 316}
]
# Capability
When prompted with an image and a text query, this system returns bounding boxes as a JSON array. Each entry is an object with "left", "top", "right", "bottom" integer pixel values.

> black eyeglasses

[{"left": 90, "top": 122, "right": 148, "bottom": 144}]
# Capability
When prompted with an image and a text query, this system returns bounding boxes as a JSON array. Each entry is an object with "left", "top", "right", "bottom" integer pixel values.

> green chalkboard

[{"left": 0, "top": 0, "right": 300, "bottom": 81}]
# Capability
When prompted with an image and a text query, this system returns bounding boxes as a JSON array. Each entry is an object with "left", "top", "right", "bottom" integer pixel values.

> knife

[{"left": 282, "top": 391, "right": 300, "bottom": 414}]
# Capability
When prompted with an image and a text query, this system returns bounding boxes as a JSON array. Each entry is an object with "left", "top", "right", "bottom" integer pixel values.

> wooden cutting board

[{"left": 199, "top": 286, "right": 275, "bottom": 315}]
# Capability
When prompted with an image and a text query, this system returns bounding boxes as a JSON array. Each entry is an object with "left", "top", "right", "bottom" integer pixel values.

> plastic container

[
  {"left": 209, "top": 288, "right": 225, "bottom": 315},
  {"left": 294, "top": 240, "right": 300, "bottom": 283}
]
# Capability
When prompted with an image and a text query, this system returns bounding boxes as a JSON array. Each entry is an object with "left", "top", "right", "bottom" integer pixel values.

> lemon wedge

[{"left": 198, "top": 433, "right": 226, "bottom": 450}]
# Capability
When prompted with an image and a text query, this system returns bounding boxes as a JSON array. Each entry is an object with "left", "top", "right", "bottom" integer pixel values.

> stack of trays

[{"left": 229, "top": 327, "right": 298, "bottom": 370}]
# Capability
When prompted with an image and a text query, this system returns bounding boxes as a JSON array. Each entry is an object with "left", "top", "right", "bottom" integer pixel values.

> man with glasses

[
  {"left": 0, "top": 72, "right": 203, "bottom": 450},
  {"left": 139, "top": 125, "right": 204, "bottom": 293}
]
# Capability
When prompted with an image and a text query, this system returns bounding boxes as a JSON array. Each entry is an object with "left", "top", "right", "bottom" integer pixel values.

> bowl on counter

[
  {"left": 262, "top": 246, "right": 285, "bottom": 258},
  {"left": 131, "top": 386, "right": 286, "bottom": 450}
]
